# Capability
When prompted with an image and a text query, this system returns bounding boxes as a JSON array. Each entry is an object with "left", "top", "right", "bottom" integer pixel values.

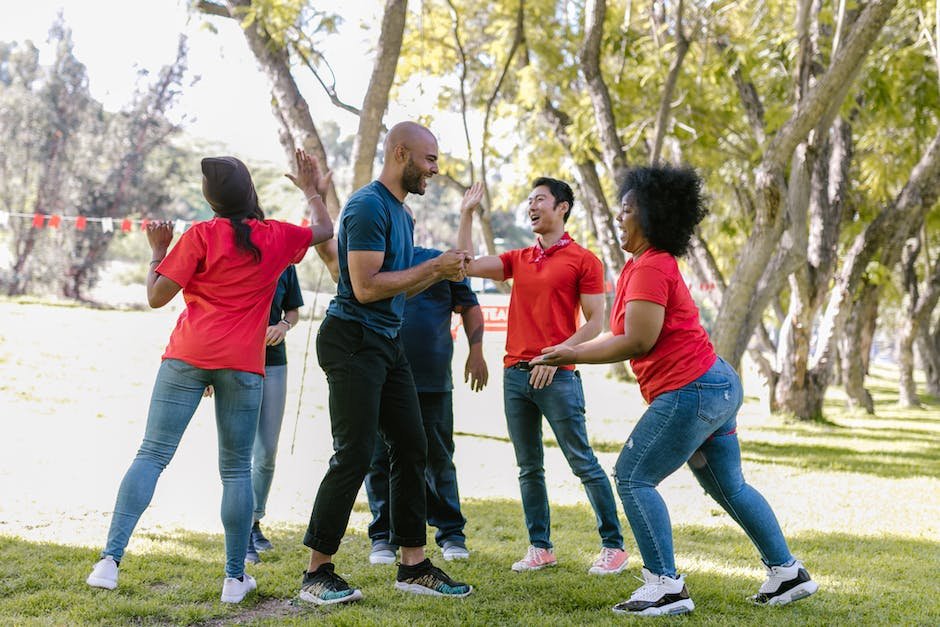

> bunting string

[{"left": 0, "top": 211, "right": 311, "bottom": 233}]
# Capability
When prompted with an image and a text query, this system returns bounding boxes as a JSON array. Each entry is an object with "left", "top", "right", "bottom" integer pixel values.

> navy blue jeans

[
  {"left": 365, "top": 391, "right": 466, "bottom": 548},
  {"left": 614, "top": 357, "right": 794, "bottom": 577},
  {"left": 503, "top": 366, "right": 623, "bottom": 549}
]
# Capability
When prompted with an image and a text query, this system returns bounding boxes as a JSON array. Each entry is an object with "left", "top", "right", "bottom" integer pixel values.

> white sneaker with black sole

[
  {"left": 612, "top": 568, "right": 694, "bottom": 616},
  {"left": 221, "top": 573, "right": 257, "bottom": 603},
  {"left": 86, "top": 556, "right": 119, "bottom": 590},
  {"left": 751, "top": 560, "right": 818, "bottom": 606}
]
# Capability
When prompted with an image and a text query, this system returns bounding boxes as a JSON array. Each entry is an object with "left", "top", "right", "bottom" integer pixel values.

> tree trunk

[
  {"left": 711, "top": 0, "right": 898, "bottom": 368},
  {"left": 205, "top": 0, "right": 342, "bottom": 216},
  {"left": 919, "top": 323, "right": 940, "bottom": 397},
  {"left": 840, "top": 282, "right": 878, "bottom": 413},
  {"left": 350, "top": 0, "right": 407, "bottom": 190},
  {"left": 898, "top": 237, "right": 921, "bottom": 407}
]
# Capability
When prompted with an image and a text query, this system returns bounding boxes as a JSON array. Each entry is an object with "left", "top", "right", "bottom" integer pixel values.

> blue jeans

[
  {"left": 252, "top": 364, "right": 287, "bottom": 522},
  {"left": 365, "top": 391, "right": 466, "bottom": 548},
  {"left": 503, "top": 366, "right": 623, "bottom": 549},
  {"left": 614, "top": 357, "right": 794, "bottom": 577},
  {"left": 103, "top": 359, "right": 262, "bottom": 578}
]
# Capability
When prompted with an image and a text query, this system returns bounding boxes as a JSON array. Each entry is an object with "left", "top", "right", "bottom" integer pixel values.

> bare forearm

[
  {"left": 462, "top": 306, "right": 485, "bottom": 347},
  {"left": 562, "top": 315, "right": 603, "bottom": 347},
  {"left": 573, "top": 332, "right": 648, "bottom": 364},
  {"left": 306, "top": 195, "right": 333, "bottom": 244},
  {"left": 457, "top": 210, "right": 474, "bottom": 254},
  {"left": 315, "top": 239, "right": 340, "bottom": 283},
  {"left": 357, "top": 258, "right": 443, "bottom": 303}
]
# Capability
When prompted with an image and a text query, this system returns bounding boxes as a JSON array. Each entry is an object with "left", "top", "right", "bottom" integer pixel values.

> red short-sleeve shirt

[
  {"left": 156, "top": 218, "right": 313, "bottom": 375},
  {"left": 610, "top": 248, "right": 716, "bottom": 402},
  {"left": 499, "top": 236, "right": 604, "bottom": 369}
]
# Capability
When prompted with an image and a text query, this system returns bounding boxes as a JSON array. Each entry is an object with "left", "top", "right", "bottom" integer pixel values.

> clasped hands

[{"left": 435, "top": 249, "right": 473, "bottom": 282}]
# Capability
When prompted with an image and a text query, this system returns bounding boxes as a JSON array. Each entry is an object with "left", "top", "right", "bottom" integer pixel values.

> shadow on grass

[
  {"left": 2, "top": 501, "right": 937, "bottom": 626},
  {"left": 740, "top": 440, "right": 940, "bottom": 479}
]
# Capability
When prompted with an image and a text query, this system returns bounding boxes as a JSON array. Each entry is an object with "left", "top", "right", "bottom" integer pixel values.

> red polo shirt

[
  {"left": 610, "top": 248, "right": 716, "bottom": 402},
  {"left": 156, "top": 218, "right": 313, "bottom": 375},
  {"left": 500, "top": 235, "right": 604, "bottom": 369}
]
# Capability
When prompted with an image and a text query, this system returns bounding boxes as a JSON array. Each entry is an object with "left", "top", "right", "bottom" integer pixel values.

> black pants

[{"left": 304, "top": 315, "right": 428, "bottom": 555}]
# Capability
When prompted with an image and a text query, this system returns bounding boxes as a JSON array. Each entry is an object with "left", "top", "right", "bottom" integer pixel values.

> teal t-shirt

[{"left": 326, "top": 181, "right": 415, "bottom": 337}]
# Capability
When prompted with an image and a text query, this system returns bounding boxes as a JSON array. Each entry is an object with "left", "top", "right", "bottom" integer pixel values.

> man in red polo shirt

[{"left": 457, "top": 178, "right": 627, "bottom": 575}]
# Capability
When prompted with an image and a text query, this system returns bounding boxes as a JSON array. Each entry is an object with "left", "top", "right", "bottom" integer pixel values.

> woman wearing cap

[{"left": 85, "top": 149, "right": 333, "bottom": 603}]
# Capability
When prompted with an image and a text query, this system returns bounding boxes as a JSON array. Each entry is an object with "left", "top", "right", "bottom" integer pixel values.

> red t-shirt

[
  {"left": 500, "top": 235, "right": 604, "bottom": 369},
  {"left": 610, "top": 248, "right": 716, "bottom": 402},
  {"left": 156, "top": 218, "right": 313, "bottom": 375}
]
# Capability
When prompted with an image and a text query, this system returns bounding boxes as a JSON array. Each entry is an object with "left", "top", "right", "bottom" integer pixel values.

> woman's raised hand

[{"left": 286, "top": 148, "right": 333, "bottom": 199}]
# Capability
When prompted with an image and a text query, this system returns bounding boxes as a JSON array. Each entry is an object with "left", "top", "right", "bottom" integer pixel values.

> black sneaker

[
  {"left": 299, "top": 563, "right": 363, "bottom": 605},
  {"left": 612, "top": 568, "right": 694, "bottom": 616},
  {"left": 245, "top": 533, "right": 260, "bottom": 565},
  {"left": 751, "top": 560, "right": 819, "bottom": 606},
  {"left": 251, "top": 522, "right": 273, "bottom": 552},
  {"left": 394, "top": 558, "right": 473, "bottom": 597}
]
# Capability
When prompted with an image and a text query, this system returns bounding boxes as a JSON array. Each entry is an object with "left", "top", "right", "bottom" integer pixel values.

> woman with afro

[{"left": 535, "top": 165, "right": 817, "bottom": 616}]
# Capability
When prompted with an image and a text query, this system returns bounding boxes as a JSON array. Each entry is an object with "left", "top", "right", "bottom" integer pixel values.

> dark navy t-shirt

[
  {"left": 401, "top": 247, "right": 479, "bottom": 393},
  {"left": 326, "top": 180, "right": 415, "bottom": 337},
  {"left": 265, "top": 265, "right": 304, "bottom": 367}
]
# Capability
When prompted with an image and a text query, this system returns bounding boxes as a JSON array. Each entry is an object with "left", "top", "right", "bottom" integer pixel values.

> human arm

[
  {"left": 285, "top": 148, "right": 333, "bottom": 246},
  {"left": 264, "top": 307, "right": 300, "bottom": 346},
  {"left": 314, "top": 238, "right": 340, "bottom": 283},
  {"left": 534, "top": 300, "right": 665, "bottom": 366},
  {"left": 457, "top": 183, "right": 505, "bottom": 281},
  {"left": 526, "top": 292, "right": 605, "bottom": 389},
  {"left": 348, "top": 249, "right": 467, "bottom": 304},
  {"left": 145, "top": 221, "right": 182, "bottom": 308},
  {"left": 459, "top": 304, "right": 488, "bottom": 392}
]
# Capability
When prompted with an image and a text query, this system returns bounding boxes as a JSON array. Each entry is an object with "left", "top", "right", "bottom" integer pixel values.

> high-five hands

[
  {"left": 285, "top": 148, "right": 332, "bottom": 199},
  {"left": 461, "top": 181, "right": 485, "bottom": 214}
]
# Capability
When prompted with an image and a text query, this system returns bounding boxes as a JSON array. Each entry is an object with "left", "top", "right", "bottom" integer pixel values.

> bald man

[{"left": 300, "top": 122, "right": 474, "bottom": 605}]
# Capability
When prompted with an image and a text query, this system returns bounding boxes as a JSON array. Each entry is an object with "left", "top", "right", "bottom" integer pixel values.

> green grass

[{"left": 1, "top": 501, "right": 938, "bottom": 625}]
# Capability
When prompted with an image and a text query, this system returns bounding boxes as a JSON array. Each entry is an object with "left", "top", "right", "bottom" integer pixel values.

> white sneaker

[
  {"left": 612, "top": 568, "right": 694, "bottom": 616},
  {"left": 752, "top": 560, "right": 818, "bottom": 606},
  {"left": 220, "top": 573, "right": 257, "bottom": 603},
  {"left": 86, "top": 556, "right": 119, "bottom": 590},
  {"left": 369, "top": 547, "right": 398, "bottom": 565},
  {"left": 442, "top": 543, "right": 470, "bottom": 561}
]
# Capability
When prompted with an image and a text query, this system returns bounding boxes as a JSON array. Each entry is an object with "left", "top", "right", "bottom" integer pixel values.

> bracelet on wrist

[
  {"left": 306, "top": 193, "right": 322, "bottom": 203},
  {"left": 278, "top": 319, "right": 292, "bottom": 329},
  {"left": 149, "top": 259, "right": 162, "bottom": 265}
]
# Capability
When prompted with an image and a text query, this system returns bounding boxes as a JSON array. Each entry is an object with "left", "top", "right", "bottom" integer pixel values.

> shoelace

[{"left": 596, "top": 548, "right": 619, "bottom": 566}]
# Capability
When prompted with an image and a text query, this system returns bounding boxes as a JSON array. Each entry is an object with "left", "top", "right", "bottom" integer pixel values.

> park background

[{"left": 1, "top": 0, "right": 939, "bottom": 624}]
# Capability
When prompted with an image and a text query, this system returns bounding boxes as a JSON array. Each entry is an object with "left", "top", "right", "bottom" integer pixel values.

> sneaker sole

[
  {"left": 394, "top": 582, "right": 473, "bottom": 598},
  {"left": 86, "top": 576, "right": 117, "bottom": 590},
  {"left": 369, "top": 555, "right": 397, "bottom": 565},
  {"left": 245, "top": 555, "right": 261, "bottom": 565},
  {"left": 588, "top": 563, "right": 629, "bottom": 575},
  {"left": 299, "top": 588, "right": 363, "bottom": 605},
  {"left": 763, "top": 581, "right": 819, "bottom": 606},
  {"left": 613, "top": 599, "right": 695, "bottom": 616},
  {"left": 511, "top": 561, "right": 556, "bottom": 572},
  {"left": 254, "top": 542, "right": 273, "bottom": 552},
  {"left": 442, "top": 553, "right": 470, "bottom": 561}
]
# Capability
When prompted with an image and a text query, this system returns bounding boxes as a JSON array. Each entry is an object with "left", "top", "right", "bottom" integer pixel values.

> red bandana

[{"left": 530, "top": 232, "right": 573, "bottom": 267}]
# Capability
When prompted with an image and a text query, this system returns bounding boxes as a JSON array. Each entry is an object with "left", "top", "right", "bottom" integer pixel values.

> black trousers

[{"left": 304, "top": 315, "right": 428, "bottom": 555}]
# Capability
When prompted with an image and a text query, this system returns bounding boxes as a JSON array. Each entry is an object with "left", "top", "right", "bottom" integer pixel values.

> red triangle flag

[
  {"left": 121, "top": 218, "right": 132, "bottom": 232},
  {"left": 75, "top": 216, "right": 87, "bottom": 230},
  {"left": 140, "top": 219, "right": 151, "bottom": 230},
  {"left": 32, "top": 214, "right": 45, "bottom": 228},
  {"left": 48, "top": 215, "right": 62, "bottom": 228}
]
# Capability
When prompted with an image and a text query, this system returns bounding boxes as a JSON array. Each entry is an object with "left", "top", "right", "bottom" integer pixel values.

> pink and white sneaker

[
  {"left": 511, "top": 546, "right": 557, "bottom": 572},
  {"left": 588, "top": 547, "right": 629, "bottom": 575}
]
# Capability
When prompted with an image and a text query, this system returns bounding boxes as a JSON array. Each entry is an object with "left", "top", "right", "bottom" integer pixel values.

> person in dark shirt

[{"left": 365, "top": 246, "right": 488, "bottom": 565}]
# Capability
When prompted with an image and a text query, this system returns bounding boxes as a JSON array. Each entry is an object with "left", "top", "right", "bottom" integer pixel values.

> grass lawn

[{"left": 1, "top": 301, "right": 938, "bottom": 625}]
